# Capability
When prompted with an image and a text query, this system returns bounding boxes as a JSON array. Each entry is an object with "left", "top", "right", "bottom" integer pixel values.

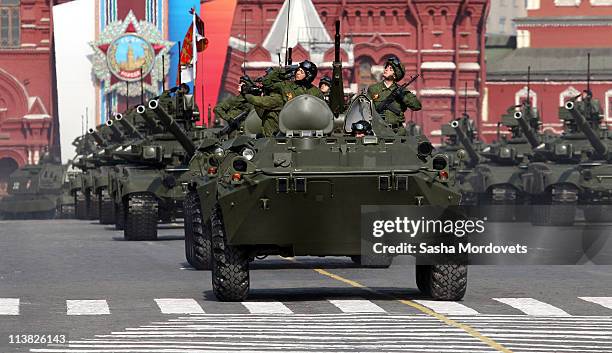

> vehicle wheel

[
  {"left": 114, "top": 201, "right": 125, "bottom": 230},
  {"left": 584, "top": 205, "right": 612, "bottom": 223},
  {"left": 98, "top": 190, "right": 115, "bottom": 225},
  {"left": 419, "top": 264, "right": 467, "bottom": 301},
  {"left": 550, "top": 202, "right": 576, "bottom": 226},
  {"left": 211, "top": 204, "right": 249, "bottom": 301},
  {"left": 486, "top": 203, "right": 516, "bottom": 222},
  {"left": 184, "top": 192, "right": 212, "bottom": 270},
  {"left": 86, "top": 192, "right": 98, "bottom": 220},
  {"left": 350, "top": 254, "right": 393, "bottom": 268},
  {"left": 124, "top": 193, "right": 158, "bottom": 241},
  {"left": 415, "top": 265, "right": 432, "bottom": 296}
]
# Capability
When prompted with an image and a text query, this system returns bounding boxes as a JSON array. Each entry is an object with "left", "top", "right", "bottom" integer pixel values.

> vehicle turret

[{"left": 148, "top": 99, "right": 196, "bottom": 158}]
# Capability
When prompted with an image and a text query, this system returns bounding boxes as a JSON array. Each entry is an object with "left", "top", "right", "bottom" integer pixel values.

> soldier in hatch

[
  {"left": 244, "top": 60, "right": 323, "bottom": 137},
  {"left": 214, "top": 76, "right": 255, "bottom": 125},
  {"left": 577, "top": 89, "right": 603, "bottom": 124},
  {"left": 319, "top": 76, "right": 332, "bottom": 103},
  {"left": 367, "top": 56, "right": 421, "bottom": 135}
]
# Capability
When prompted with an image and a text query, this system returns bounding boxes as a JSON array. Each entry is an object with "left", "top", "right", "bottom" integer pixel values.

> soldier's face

[
  {"left": 383, "top": 65, "right": 395, "bottom": 80},
  {"left": 320, "top": 83, "right": 330, "bottom": 93},
  {"left": 295, "top": 68, "right": 306, "bottom": 81}
]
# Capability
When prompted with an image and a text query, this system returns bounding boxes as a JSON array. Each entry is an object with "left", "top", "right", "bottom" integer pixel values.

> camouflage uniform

[
  {"left": 213, "top": 95, "right": 252, "bottom": 124},
  {"left": 367, "top": 57, "right": 421, "bottom": 134}
]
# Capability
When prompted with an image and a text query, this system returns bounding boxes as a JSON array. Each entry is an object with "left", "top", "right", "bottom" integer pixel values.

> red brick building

[
  {"left": 220, "top": 0, "right": 489, "bottom": 139},
  {"left": 485, "top": 0, "right": 612, "bottom": 141},
  {"left": 0, "top": 0, "right": 65, "bottom": 194}
]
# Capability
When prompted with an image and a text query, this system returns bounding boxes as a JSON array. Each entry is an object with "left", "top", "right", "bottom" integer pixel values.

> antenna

[
  {"left": 526, "top": 66, "right": 531, "bottom": 108},
  {"left": 243, "top": 8, "right": 247, "bottom": 75},
  {"left": 207, "top": 104, "right": 212, "bottom": 127},
  {"left": 85, "top": 107, "right": 89, "bottom": 132},
  {"left": 178, "top": 41, "right": 182, "bottom": 85},
  {"left": 162, "top": 54, "right": 165, "bottom": 91},
  {"left": 126, "top": 81, "right": 129, "bottom": 111},
  {"left": 140, "top": 67, "right": 144, "bottom": 105},
  {"left": 284, "top": 0, "right": 291, "bottom": 65},
  {"left": 587, "top": 52, "right": 591, "bottom": 92},
  {"left": 287, "top": 47, "right": 293, "bottom": 66},
  {"left": 463, "top": 81, "right": 468, "bottom": 117},
  {"left": 277, "top": 53, "right": 282, "bottom": 66},
  {"left": 81, "top": 114, "right": 84, "bottom": 137}
]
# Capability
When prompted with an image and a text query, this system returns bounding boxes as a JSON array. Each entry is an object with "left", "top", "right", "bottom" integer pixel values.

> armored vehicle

[
  {"left": 522, "top": 97, "right": 608, "bottom": 225},
  {"left": 460, "top": 103, "right": 545, "bottom": 221},
  {"left": 0, "top": 158, "right": 68, "bottom": 219},
  {"left": 109, "top": 89, "right": 203, "bottom": 240},
  {"left": 196, "top": 92, "right": 463, "bottom": 302}
]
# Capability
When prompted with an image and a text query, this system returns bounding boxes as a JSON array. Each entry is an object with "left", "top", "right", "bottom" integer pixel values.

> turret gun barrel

[
  {"left": 115, "top": 113, "right": 144, "bottom": 140},
  {"left": 148, "top": 99, "right": 196, "bottom": 158},
  {"left": 136, "top": 104, "right": 161, "bottom": 131},
  {"left": 450, "top": 120, "right": 480, "bottom": 166},
  {"left": 513, "top": 111, "right": 540, "bottom": 149},
  {"left": 565, "top": 101, "right": 608, "bottom": 158},
  {"left": 88, "top": 128, "right": 107, "bottom": 147},
  {"left": 106, "top": 119, "right": 125, "bottom": 143}
]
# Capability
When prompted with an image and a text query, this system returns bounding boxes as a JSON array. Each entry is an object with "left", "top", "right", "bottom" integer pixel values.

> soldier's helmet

[
  {"left": 298, "top": 60, "right": 318, "bottom": 84},
  {"left": 319, "top": 76, "right": 332, "bottom": 89},
  {"left": 385, "top": 55, "right": 405, "bottom": 81}
]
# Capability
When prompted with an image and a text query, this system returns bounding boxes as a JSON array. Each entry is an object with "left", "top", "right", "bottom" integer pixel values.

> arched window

[
  {"left": 357, "top": 57, "right": 377, "bottom": 93},
  {"left": 0, "top": 0, "right": 20, "bottom": 48}
]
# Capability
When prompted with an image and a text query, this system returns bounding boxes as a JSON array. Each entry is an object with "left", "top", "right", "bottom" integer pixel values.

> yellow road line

[{"left": 313, "top": 268, "right": 513, "bottom": 353}]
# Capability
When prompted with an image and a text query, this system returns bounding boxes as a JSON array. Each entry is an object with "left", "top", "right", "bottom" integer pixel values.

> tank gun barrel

[
  {"left": 115, "top": 113, "right": 144, "bottom": 140},
  {"left": 450, "top": 120, "right": 480, "bottom": 165},
  {"left": 136, "top": 104, "right": 161, "bottom": 131},
  {"left": 88, "top": 128, "right": 107, "bottom": 147},
  {"left": 148, "top": 99, "right": 196, "bottom": 158},
  {"left": 513, "top": 111, "right": 540, "bottom": 149},
  {"left": 105, "top": 119, "right": 125, "bottom": 143},
  {"left": 565, "top": 101, "right": 608, "bottom": 157}
]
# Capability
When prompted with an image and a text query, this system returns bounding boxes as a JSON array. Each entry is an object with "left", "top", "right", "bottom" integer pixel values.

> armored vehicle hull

[{"left": 199, "top": 94, "right": 465, "bottom": 302}]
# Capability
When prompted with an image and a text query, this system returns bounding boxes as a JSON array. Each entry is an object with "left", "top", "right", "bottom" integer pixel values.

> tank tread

[
  {"left": 124, "top": 193, "right": 158, "bottom": 241},
  {"left": 417, "top": 264, "right": 467, "bottom": 301},
  {"left": 184, "top": 192, "right": 212, "bottom": 270},
  {"left": 211, "top": 205, "right": 249, "bottom": 301},
  {"left": 75, "top": 196, "right": 86, "bottom": 220},
  {"left": 114, "top": 201, "right": 125, "bottom": 230},
  {"left": 99, "top": 190, "right": 114, "bottom": 225}
]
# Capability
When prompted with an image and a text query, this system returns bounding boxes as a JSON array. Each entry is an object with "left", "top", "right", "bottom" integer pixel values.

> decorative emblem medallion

[{"left": 90, "top": 11, "right": 174, "bottom": 97}]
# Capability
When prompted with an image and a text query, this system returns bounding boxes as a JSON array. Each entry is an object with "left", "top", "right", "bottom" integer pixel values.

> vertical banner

[
  {"left": 198, "top": 0, "right": 238, "bottom": 125},
  {"left": 53, "top": 0, "right": 96, "bottom": 163}
]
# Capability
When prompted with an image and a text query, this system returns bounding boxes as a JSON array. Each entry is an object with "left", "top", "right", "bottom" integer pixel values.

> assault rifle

[{"left": 375, "top": 74, "right": 420, "bottom": 115}]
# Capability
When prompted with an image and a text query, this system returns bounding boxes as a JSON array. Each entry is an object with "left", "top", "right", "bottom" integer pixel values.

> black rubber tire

[
  {"left": 549, "top": 202, "right": 576, "bottom": 226},
  {"left": 583, "top": 205, "right": 612, "bottom": 223},
  {"left": 427, "top": 265, "right": 468, "bottom": 301},
  {"left": 486, "top": 203, "right": 516, "bottom": 222},
  {"left": 98, "top": 190, "right": 115, "bottom": 225},
  {"left": 114, "top": 201, "right": 125, "bottom": 230},
  {"left": 124, "top": 193, "right": 158, "bottom": 241},
  {"left": 184, "top": 192, "right": 212, "bottom": 270},
  {"left": 350, "top": 254, "right": 393, "bottom": 268},
  {"left": 415, "top": 265, "right": 432, "bottom": 296},
  {"left": 211, "top": 204, "right": 249, "bottom": 301}
]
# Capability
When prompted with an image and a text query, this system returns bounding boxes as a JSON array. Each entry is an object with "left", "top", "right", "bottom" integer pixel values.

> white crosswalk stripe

[
  {"left": 579, "top": 297, "right": 612, "bottom": 310},
  {"left": 0, "top": 298, "right": 19, "bottom": 315},
  {"left": 66, "top": 300, "right": 110, "bottom": 315},
  {"left": 414, "top": 300, "right": 480, "bottom": 315},
  {"left": 328, "top": 299, "right": 386, "bottom": 313},
  {"left": 154, "top": 298, "right": 205, "bottom": 314},
  {"left": 493, "top": 297, "right": 570, "bottom": 316},
  {"left": 241, "top": 301, "right": 293, "bottom": 314}
]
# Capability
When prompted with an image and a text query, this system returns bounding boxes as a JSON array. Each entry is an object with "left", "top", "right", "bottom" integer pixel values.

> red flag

[{"left": 178, "top": 8, "right": 208, "bottom": 85}]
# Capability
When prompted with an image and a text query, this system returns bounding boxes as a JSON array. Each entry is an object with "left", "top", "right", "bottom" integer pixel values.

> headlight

[
  {"left": 242, "top": 148, "right": 255, "bottom": 161},
  {"left": 142, "top": 146, "right": 157, "bottom": 159},
  {"left": 214, "top": 147, "right": 224, "bottom": 158}
]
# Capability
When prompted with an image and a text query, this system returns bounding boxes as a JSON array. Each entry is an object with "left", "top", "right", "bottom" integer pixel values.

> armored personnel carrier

[
  {"left": 196, "top": 92, "right": 463, "bottom": 302},
  {"left": 0, "top": 156, "right": 68, "bottom": 219}
]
